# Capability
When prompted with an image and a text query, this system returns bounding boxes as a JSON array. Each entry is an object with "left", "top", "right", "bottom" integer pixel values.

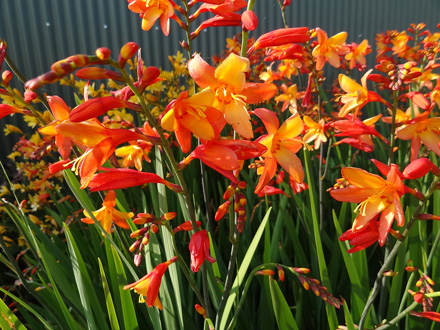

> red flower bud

[
  {"left": 215, "top": 200, "right": 231, "bottom": 221},
  {"left": 2, "top": 70, "right": 13, "bottom": 85},
  {"left": 118, "top": 42, "right": 139, "bottom": 67},
  {"left": 95, "top": 47, "right": 111, "bottom": 60},
  {"left": 403, "top": 158, "right": 436, "bottom": 179},
  {"left": 241, "top": 10, "right": 258, "bottom": 31},
  {"left": 24, "top": 90, "right": 37, "bottom": 103}
]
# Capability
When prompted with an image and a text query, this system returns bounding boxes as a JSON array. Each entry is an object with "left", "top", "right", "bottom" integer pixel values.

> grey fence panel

[{"left": 0, "top": 0, "right": 439, "bottom": 161}]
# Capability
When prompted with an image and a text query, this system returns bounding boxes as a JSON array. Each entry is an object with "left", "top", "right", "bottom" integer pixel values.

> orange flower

[
  {"left": 127, "top": 0, "right": 175, "bottom": 36},
  {"left": 56, "top": 121, "right": 159, "bottom": 188},
  {"left": 345, "top": 39, "right": 371, "bottom": 70},
  {"left": 253, "top": 108, "right": 304, "bottom": 193},
  {"left": 188, "top": 53, "right": 277, "bottom": 139},
  {"left": 330, "top": 164, "right": 407, "bottom": 246},
  {"left": 312, "top": 28, "right": 350, "bottom": 71},
  {"left": 81, "top": 190, "right": 133, "bottom": 233},
  {"left": 124, "top": 256, "right": 178, "bottom": 309},
  {"left": 38, "top": 96, "right": 73, "bottom": 160},
  {"left": 274, "top": 83, "right": 304, "bottom": 113},
  {"left": 396, "top": 110, "right": 440, "bottom": 161},
  {"left": 302, "top": 116, "right": 328, "bottom": 149},
  {"left": 338, "top": 69, "right": 388, "bottom": 118},
  {"left": 161, "top": 90, "right": 224, "bottom": 152}
]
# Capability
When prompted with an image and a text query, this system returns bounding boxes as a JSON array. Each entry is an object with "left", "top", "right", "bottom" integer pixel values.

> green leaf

[
  {"left": 342, "top": 299, "right": 356, "bottom": 330},
  {"left": 269, "top": 278, "right": 299, "bottom": 330},
  {"left": 219, "top": 207, "right": 272, "bottom": 330},
  {"left": 65, "top": 224, "right": 107, "bottom": 330},
  {"left": 98, "top": 258, "right": 120, "bottom": 330},
  {"left": 0, "top": 294, "right": 28, "bottom": 330},
  {"left": 106, "top": 242, "right": 140, "bottom": 330}
]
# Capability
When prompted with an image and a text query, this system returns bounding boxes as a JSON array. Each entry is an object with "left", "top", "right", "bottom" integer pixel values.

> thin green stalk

[
  {"left": 376, "top": 292, "right": 440, "bottom": 329},
  {"left": 358, "top": 175, "right": 440, "bottom": 329},
  {"left": 215, "top": 196, "right": 240, "bottom": 328},
  {"left": 276, "top": 0, "right": 289, "bottom": 28},
  {"left": 4, "top": 53, "right": 50, "bottom": 109},
  {"left": 240, "top": 0, "right": 256, "bottom": 57}
]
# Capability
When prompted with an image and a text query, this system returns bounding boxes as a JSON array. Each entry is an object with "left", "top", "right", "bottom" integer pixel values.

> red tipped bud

[
  {"left": 118, "top": 42, "right": 139, "bottom": 67},
  {"left": 75, "top": 67, "right": 124, "bottom": 81},
  {"left": 130, "top": 227, "right": 148, "bottom": 238},
  {"left": 277, "top": 265, "right": 285, "bottom": 282},
  {"left": 223, "top": 185, "right": 236, "bottom": 200},
  {"left": 150, "top": 223, "right": 159, "bottom": 234},
  {"left": 161, "top": 212, "right": 177, "bottom": 221},
  {"left": 173, "top": 221, "right": 202, "bottom": 234},
  {"left": 241, "top": 10, "right": 258, "bottom": 31},
  {"left": 142, "top": 233, "right": 150, "bottom": 246},
  {"left": 195, "top": 304, "right": 207, "bottom": 318},
  {"left": 256, "top": 269, "right": 275, "bottom": 276},
  {"left": 24, "top": 90, "right": 37, "bottom": 103},
  {"left": 405, "top": 266, "right": 418, "bottom": 272},
  {"left": 215, "top": 200, "right": 231, "bottom": 221},
  {"left": 129, "top": 239, "right": 141, "bottom": 252},
  {"left": 95, "top": 47, "right": 111, "bottom": 60},
  {"left": 237, "top": 181, "right": 246, "bottom": 190},
  {"left": 292, "top": 267, "right": 310, "bottom": 274},
  {"left": 134, "top": 213, "right": 156, "bottom": 225},
  {"left": 383, "top": 270, "right": 398, "bottom": 277},
  {"left": 2, "top": 70, "right": 13, "bottom": 85}
]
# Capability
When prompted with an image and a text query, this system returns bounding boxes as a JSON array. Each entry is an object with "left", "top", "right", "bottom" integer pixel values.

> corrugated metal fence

[{"left": 1, "top": 0, "right": 439, "bottom": 161}]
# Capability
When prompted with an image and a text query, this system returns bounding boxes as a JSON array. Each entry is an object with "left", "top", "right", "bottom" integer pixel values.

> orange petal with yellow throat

[
  {"left": 188, "top": 54, "right": 217, "bottom": 89},
  {"left": 274, "top": 147, "right": 304, "bottom": 183},
  {"left": 341, "top": 167, "right": 385, "bottom": 188},
  {"left": 215, "top": 53, "right": 249, "bottom": 92},
  {"left": 277, "top": 111, "right": 303, "bottom": 138}
]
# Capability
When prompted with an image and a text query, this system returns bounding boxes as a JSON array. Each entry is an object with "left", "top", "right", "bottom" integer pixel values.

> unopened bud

[
  {"left": 24, "top": 90, "right": 37, "bottom": 103},
  {"left": 256, "top": 269, "right": 274, "bottom": 276},
  {"left": 134, "top": 213, "right": 156, "bottom": 224},
  {"left": 292, "top": 267, "right": 310, "bottom": 274},
  {"left": 161, "top": 212, "right": 177, "bottom": 221},
  {"left": 2, "top": 70, "right": 13, "bottom": 85},
  {"left": 150, "top": 223, "right": 159, "bottom": 234},
  {"left": 277, "top": 265, "right": 285, "bottom": 282},
  {"left": 134, "top": 253, "right": 142, "bottom": 266},
  {"left": 195, "top": 304, "right": 207, "bottom": 318},
  {"left": 241, "top": 10, "right": 258, "bottom": 31},
  {"left": 215, "top": 200, "right": 231, "bottom": 221},
  {"left": 118, "top": 42, "right": 139, "bottom": 67},
  {"left": 405, "top": 266, "right": 418, "bottom": 272},
  {"left": 142, "top": 233, "right": 150, "bottom": 246},
  {"left": 96, "top": 47, "right": 111, "bottom": 60},
  {"left": 130, "top": 227, "right": 148, "bottom": 238},
  {"left": 129, "top": 239, "right": 141, "bottom": 252}
]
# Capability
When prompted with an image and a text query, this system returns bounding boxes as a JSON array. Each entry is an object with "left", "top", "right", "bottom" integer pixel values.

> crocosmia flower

[
  {"left": 188, "top": 53, "right": 277, "bottom": 139},
  {"left": 81, "top": 190, "right": 133, "bottom": 234},
  {"left": 253, "top": 108, "right": 304, "bottom": 193},
  {"left": 312, "top": 28, "right": 350, "bottom": 71},
  {"left": 124, "top": 256, "right": 178, "bottom": 309},
  {"left": 189, "top": 230, "right": 216, "bottom": 272},
  {"left": 127, "top": 0, "right": 175, "bottom": 36},
  {"left": 330, "top": 164, "right": 407, "bottom": 246}
]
